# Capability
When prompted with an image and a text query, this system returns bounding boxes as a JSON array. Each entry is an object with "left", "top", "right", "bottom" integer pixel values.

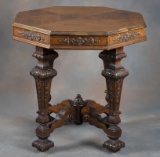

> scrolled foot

[
  {"left": 32, "top": 139, "right": 54, "bottom": 152},
  {"left": 103, "top": 139, "right": 125, "bottom": 152}
]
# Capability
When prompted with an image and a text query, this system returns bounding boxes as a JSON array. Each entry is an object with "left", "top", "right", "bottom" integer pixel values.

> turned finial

[{"left": 72, "top": 94, "right": 85, "bottom": 107}]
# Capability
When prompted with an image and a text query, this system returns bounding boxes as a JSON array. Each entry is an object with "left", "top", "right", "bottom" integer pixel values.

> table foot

[
  {"left": 32, "top": 139, "right": 54, "bottom": 151},
  {"left": 103, "top": 139, "right": 125, "bottom": 152}
]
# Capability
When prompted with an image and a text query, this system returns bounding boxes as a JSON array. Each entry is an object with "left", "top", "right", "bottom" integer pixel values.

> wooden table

[{"left": 12, "top": 6, "right": 147, "bottom": 153}]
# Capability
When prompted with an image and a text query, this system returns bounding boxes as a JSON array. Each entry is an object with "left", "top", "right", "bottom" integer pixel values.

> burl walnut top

[{"left": 13, "top": 6, "right": 147, "bottom": 50}]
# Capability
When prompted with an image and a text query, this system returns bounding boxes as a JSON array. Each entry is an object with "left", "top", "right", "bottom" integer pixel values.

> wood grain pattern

[
  {"left": 13, "top": 27, "right": 50, "bottom": 48},
  {"left": 108, "top": 28, "right": 146, "bottom": 49},
  {"left": 12, "top": 6, "right": 147, "bottom": 50},
  {"left": 12, "top": 6, "right": 147, "bottom": 153},
  {"left": 49, "top": 107, "right": 75, "bottom": 132},
  {"left": 48, "top": 100, "right": 71, "bottom": 114},
  {"left": 85, "top": 100, "right": 109, "bottom": 114}
]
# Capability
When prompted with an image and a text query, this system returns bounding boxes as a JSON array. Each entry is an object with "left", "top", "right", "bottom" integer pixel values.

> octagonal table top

[{"left": 13, "top": 6, "right": 147, "bottom": 50}]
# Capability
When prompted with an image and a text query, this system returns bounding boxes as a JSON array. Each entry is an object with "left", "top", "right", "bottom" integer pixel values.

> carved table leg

[
  {"left": 99, "top": 47, "right": 129, "bottom": 152},
  {"left": 30, "top": 47, "right": 58, "bottom": 151}
]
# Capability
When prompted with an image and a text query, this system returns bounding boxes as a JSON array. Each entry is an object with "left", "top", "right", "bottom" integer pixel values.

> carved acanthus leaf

[
  {"left": 102, "top": 68, "right": 129, "bottom": 80},
  {"left": 60, "top": 37, "right": 100, "bottom": 46},
  {"left": 18, "top": 29, "right": 45, "bottom": 41},
  {"left": 30, "top": 67, "right": 57, "bottom": 79},
  {"left": 113, "top": 32, "right": 140, "bottom": 42}
]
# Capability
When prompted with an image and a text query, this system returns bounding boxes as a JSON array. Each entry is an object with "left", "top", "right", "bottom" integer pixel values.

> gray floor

[
  {"left": 0, "top": 115, "right": 160, "bottom": 157},
  {"left": 0, "top": 91, "right": 160, "bottom": 157}
]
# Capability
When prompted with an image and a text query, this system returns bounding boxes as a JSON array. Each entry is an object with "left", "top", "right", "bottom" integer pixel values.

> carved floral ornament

[
  {"left": 18, "top": 29, "right": 45, "bottom": 42},
  {"left": 59, "top": 36, "right": 100, "bottom": 46},
  {"left": 113, "top": 31, "right": 141, "bottom": 42}
]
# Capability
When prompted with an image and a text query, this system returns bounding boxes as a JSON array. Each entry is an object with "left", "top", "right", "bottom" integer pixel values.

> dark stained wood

[
  {"left": 31, "top": 46, "right": 128, "bottom": 152},
  {"left": 48, "top": 95, "right": 120, "bottom": 147},
  {"left": 30, "top": 47, "right": 58, "bottom": 151},
  {"left": 99, "top": 47, "right": 128, "bottom": 152},
  {"left": 49, "top": 107, "right": 75, "bottom": 132},
  {"left": 12, "top": 6, "right": 147, "bottom": 153},
  {"left": 13, "top": 6, "right": 147, "bottom": 50}
]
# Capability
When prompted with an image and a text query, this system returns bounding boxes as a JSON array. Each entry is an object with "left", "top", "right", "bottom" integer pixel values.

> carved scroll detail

[
  {"left": 49, "top": 95, "right": 112, "bottom": 134},
  {"left": 47, "top": 93, "right": 125, "bottom": 152},
  {"left": 48, "top": 101, "right": 72, "bottom": 114},
  {"left": 113, "top": 32, "right": 140, "bottom": 42},
  {"left": 18, "top": 29, "right": 45, "bottom": 41},
  {"left": 48, "top": 107, "right": 75, "bottom": 132},
  {"left": 81, "top": 107, "right": 121, "bottom": 138},
  {"left": 59, "top": 37, "right": 100, "bottom": 46}
]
